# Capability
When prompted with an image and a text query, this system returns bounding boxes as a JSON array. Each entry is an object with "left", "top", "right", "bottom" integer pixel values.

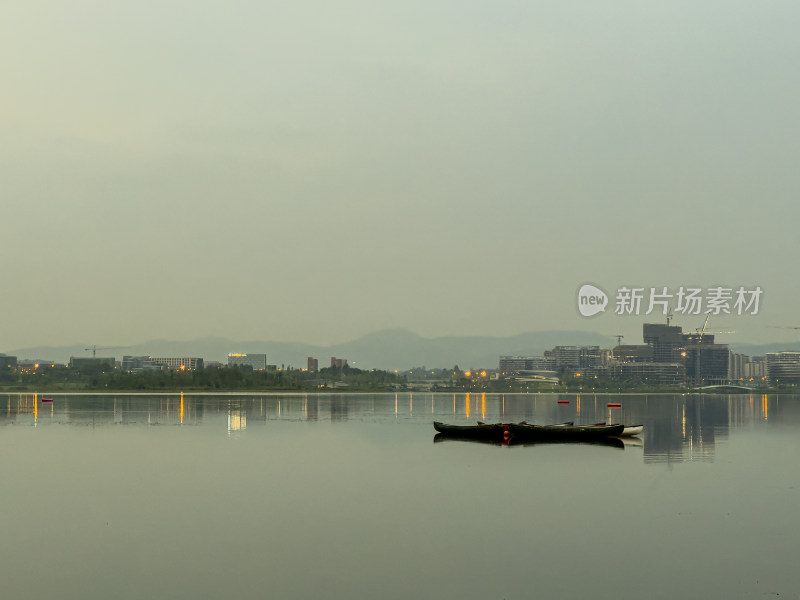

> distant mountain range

[
  {"left": 6, "top": 328, "right": 799, "bottom": 371},
  {"left": 7, "top": 329, "right": 611, "bottom": 370}
]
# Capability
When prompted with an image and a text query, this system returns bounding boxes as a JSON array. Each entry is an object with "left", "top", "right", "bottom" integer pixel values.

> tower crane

[
  {"left": 697, "top": 315, "right": 710, "bottom": 343},
  {"left": 693, "top": 316, "right": 735, "bottom": 340}
]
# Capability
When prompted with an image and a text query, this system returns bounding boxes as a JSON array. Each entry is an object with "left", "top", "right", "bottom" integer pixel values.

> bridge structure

[{"left": 691, "top": 384, "right": 758, "bottom": 392}]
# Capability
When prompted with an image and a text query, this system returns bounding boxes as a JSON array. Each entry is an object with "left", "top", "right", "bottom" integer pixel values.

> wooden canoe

[
  {"left": 433, "top": 421, "right": 507, "bottom": 440},
  {"left": 507, "top": 422, "right": 625, "bottom": 440},
  {"left": 619, "top": 425, "right": 644, "bottom": 437}
]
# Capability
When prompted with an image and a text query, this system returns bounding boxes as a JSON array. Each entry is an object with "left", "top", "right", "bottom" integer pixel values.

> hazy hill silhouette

[
  {"left": 9, "top": 329, "right": 794, "bottom": 371},
  {"left": 8, "top": 328, "right": 613, "bottom": 371}
]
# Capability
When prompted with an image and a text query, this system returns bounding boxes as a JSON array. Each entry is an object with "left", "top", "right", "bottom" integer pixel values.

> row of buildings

[
  {"left": 499, "top": 323, "right": 797, "bottom": 386},
  {"left": 0, "top": 352, "right": 350, "bottom": 374}
]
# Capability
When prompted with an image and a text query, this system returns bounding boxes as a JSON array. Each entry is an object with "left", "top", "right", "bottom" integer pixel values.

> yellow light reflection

[
  {"left": 481, "top": 393, "right": 486, "bottom": 421},
  {"left": 576, "top": 394, "right": 581, "bottom": 415},
  {"left": 763, "top": 394, "right": 768, "bottom": 421},
  {"left": 227, "top": 410, "right": 246, "bottom": 434},
  {"left": 180, "top": 392, "right": 184, "bottom": 424},
  {"left": 465, "top": 393, "right": 470, "bottom": 419},
  {"left": 682, "top": 404, "right": 686, "bottom": 438}
]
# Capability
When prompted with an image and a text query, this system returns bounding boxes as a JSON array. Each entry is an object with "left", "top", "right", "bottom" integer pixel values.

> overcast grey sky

[{"left": 2, "top": 1, "right": 799, "bottom": 349}]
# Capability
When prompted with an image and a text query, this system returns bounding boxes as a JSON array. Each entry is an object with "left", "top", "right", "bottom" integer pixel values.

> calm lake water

[{"left": 2, "top": 392, "right": 799, "bottom": 600}]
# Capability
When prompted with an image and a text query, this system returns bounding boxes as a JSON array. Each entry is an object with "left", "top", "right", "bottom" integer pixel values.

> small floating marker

[
  {"left": 607, "top": 402, "right": 622, "bottom": 408},
  {"left": 557, "top": 400, "right": 570, "bottom": 405},
  {"left": 41, "top": 397, "right": 54, "bottom": 403}
]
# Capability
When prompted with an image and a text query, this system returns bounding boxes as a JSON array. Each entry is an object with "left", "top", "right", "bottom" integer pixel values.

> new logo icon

[{"left": 577, "top": 284, "right": 608, "bottom": 317}]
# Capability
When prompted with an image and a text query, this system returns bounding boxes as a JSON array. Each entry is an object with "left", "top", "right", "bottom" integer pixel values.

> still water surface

[{"left": 2, "top": 392, "right": 799, "bottom": 599}]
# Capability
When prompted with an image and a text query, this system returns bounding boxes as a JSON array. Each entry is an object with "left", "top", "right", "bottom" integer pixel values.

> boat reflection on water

[
  {"left": 433, "top": 433, "right": 626, "bottom": 449},
  {"left": 619, "top": 436, "right": 644, "bottom": 449}
]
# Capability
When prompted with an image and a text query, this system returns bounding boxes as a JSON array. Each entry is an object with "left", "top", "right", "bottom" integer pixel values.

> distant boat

[
  {"left": 564, "top": 421, "right": 644, "bottom": 437},
  {"left": 41, "top": 397, "right": 53, "bottom": 403},
  {"left": 619, "top": 425, "right": 643, "bottom": 437},
  {"left": 569, "top": 422, "right": 643, "bottom": 437}
]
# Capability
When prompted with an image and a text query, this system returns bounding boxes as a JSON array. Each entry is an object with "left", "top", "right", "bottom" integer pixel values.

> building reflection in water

[
  {"left": 307, "top": 395, "right": 318, "bottom": 421},
  {"left": 3, "top": 393, "right": 799, "bottom": 459},
  {"left": 330, "top": 396, "right": 348, "bottom": 422},
  {"left": 641, "top": 395, "right": 727, "bottom": 464},
  {"left": 227, "top": 402, "right": 246, "bottom": 438}
]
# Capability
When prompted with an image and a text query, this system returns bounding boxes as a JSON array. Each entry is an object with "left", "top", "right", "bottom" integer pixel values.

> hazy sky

[{"left": 2, "top": 1, "right": 799, "bottom": 349}]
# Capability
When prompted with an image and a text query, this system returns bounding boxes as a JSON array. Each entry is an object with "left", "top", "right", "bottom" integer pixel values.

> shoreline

[{"left": 0, "top": 388, "right": 783, "bottom": 396}]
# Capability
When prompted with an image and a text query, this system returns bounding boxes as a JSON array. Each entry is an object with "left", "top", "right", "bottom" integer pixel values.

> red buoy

[
  {"left": 557, "top": 400, "right": 570, "bottom": 405},
  {"left": 607, "top": 402, "right": 622, "bottom": 408}
]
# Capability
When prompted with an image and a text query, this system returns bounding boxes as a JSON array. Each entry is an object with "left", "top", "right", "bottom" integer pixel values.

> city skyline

[{"left": 4, "top": 322, "right": 800, "bottom": 373}]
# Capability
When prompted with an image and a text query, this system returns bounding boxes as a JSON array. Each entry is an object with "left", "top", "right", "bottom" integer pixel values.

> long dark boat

[
  {"left": 433, "top": 421, "right": 507, "bottom": 440},
  {"left": 433, "top": 433, "right": 625, "bottom": 449},
  {"left": 507, "top": 422, "right": 625, "bottom": 440}
]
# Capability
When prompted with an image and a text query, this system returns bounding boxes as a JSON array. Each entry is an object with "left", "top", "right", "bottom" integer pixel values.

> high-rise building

[
  {"left": 729, "top": 353, "right": 747, "bottom": 381},
  {"left": 766, "top": 352, "right": 800, "bottom": 383},
  {"left": 149, "top": 357, "right": 204, "bottom": 371},
  {"left": 331, "top": 357, "right": 348, "bottom": 368},
  {"left": 643, "top": 323, "right": 685, "bottom": 362},
  {"left": 122, "top": 356, "right": 165, "bottom": 373},
  {"left": 745, "top": 356, "right": 768, "bottom": 380},
  {"left": 578, "top": 346, "right": 602, "bottom": 370},
  {"left": 0, "top": 354, "right": 17, "bottom": 369},
  {"left": 551, "top": 346, "right": 580, "bottom": 371},
  {"left": 228, "top": 353, "right": 267, "bottom": 371},
  {"left": 69, "top": 356, "right": 116, "bottom": 371},
  {"left": 499, "top": 356, "right": 556, "bottom": 373},
  {"left": 614, "top": 362, "right": 685, "bottom": 385},
  {"left": 612, "top": 345, "right": 654, "bottom": 363},
  {"left": 307, "top": 357, "right": 318, "bottom": 372},
  {"left": 684, "top": 345, "right": 730, "bottom": 384}
]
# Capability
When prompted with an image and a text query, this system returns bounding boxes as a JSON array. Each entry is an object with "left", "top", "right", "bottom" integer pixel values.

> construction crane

[
  {"left": 689, "top": 318, "right": 735, "bottom": 387},
  {"left": 693, "top": 316, "right": 735, "bottom": 339},
  {"left": 690, "top": 316, "right": 712, "bottom": 387},
  {"left": 697, "top": 316, "right": 710, "bottom": 342},
  {"left": 85, "top": 345, "right": 127, "bottom": 358}
]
